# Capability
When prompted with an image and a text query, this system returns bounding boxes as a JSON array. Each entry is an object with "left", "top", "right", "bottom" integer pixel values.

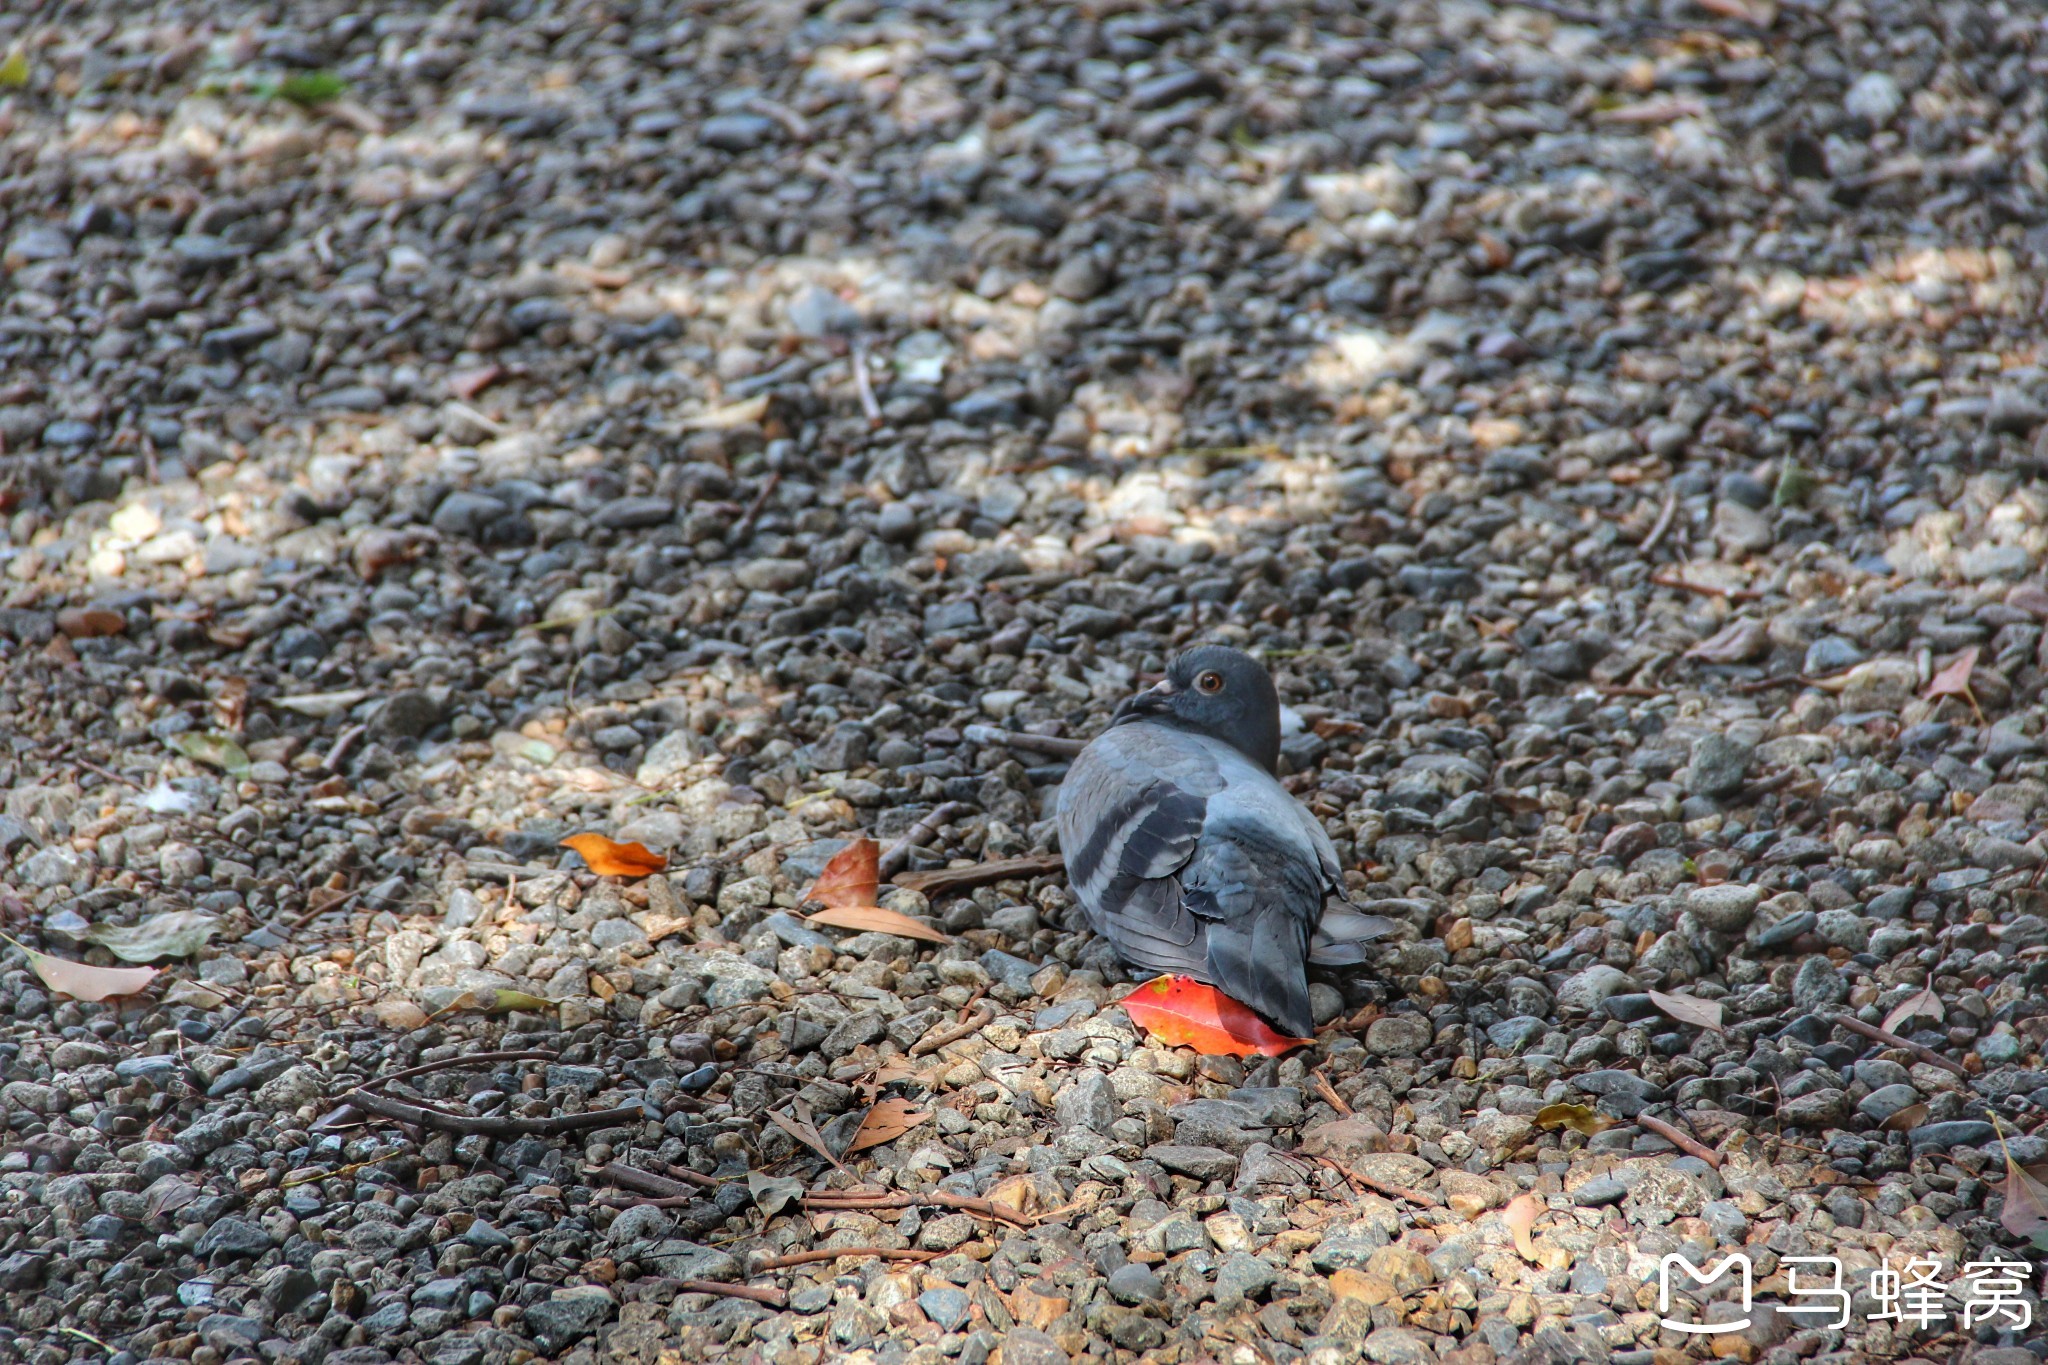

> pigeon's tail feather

[
  {"left": 1204, "top": 909, "right": 1315, "bottom": 1039},
  {"left": 1308, "top": 907, "right": 1397, "bottom": 965}
]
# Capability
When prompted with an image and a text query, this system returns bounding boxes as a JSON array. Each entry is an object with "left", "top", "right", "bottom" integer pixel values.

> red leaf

[
  {"left": 807, "top": 838, "right": 879, "bottom": 908},
  {"left": 1925, "top": 646, "right": 1978, "bottom": 701},
  {"left": 1119, "top": 976, "right": 1312, "bottom": 1058},
  {"left": 559, "top": 834, "right": 667, "bottom": 878}
]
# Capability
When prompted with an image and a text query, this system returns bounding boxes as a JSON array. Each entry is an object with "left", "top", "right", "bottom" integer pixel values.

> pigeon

[{"left": 1055, "top": 645, "right": 1393, "bottom": 1038}]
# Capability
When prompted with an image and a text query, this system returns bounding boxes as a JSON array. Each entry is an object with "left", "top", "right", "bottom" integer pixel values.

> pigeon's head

[{"left": 1116, "top": 644, "right": 1282, "bottom": 772}]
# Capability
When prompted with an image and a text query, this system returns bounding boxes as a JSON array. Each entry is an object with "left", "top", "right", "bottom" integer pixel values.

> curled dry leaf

[
  {"left": 805, "top": 903, "right": 952, "bottom": 944},
  {"left": 1925, "top": 646, "right": 1978, "bottom": 702},
  {"left": 165, "top": 731, "right": 252, "bottom": 778},
  {"left": 1994, "top": 1120, "right": 2048, "bottom": 1250},
  {"left": 14, "top": 942, "right": 159, "bottom": 1002},
  {"left": 1647, "top": 989, "right": 1724, "bottom": 1033},
  {"left": 1535, "top": 1103, "right": 1616, "bottom": 1136},
  {"left": 1503, "top": 1193, "right": 1543, "bottom": 1262},
  {"left": 144, "top": 1174, "right": 201, "bottom": 1219},
  {"left": 807, "top": 838, "right": 879, "bottom": 908},
  {"left": 748, "top": 1172, "right": 806, "bottom": 1219},
  {"left": 560, "top": 834, "right": 666, "bottom": 878},
  {"left": 766, "top": 1108, "right": 848, "bottom": 1175},
  {"left": 84, "top": 911, "right": 220, "bottom": 963},
  {"left": 845, "top": 1097, "right": 932, "bottom": 1155},
  {"left": 1685, "top": 618, "right": 1768, "bottom": 665},
  {"left": 1879, "top": 1103, "right": 1928, "bottom": 1134},
  {"left": 1882, "top": 986, "right": 1944, "bottom": 1036},
  {"left": 1120, "top": 976, "right": 1312, "bottom": 1058}
]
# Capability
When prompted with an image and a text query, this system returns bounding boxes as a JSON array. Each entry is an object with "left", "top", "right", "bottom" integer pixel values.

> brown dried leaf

[
  {"left": 144, "top": 1174, "right": 200, "bottom": 1218},
  {"left": 1503, "top": 1193, "right": 1543, "bottom": 1262},
  {"left": 56, "top": 607, "right": 126, "bottom": 639},
  {"left": 1925, "top": 646, "right": 1979, "bottom": 701},
  {"left": 1685, "top": 618, "right": 1768, "bottom": 665},
  {"left": 1648, "top": 989, "right": 1725, "bottom": 1033},
  {"left": 807, "top": 838, "right": 880, "bottom": 908},
  {"left": 1882, "top": 986, "right": 1944, "bottom": 1035},
  {"left": 766, "top": 1108, "right": 849, "bottom": 1174},
  {"left": 844, "top": 1097, "right": 932, "bottom": 1155},
  {"left": 806, "top": 903, "right": 952, "bottom": 945},
  {"left": 1880, "top": 1103, "right": 1928, "bottom": 1133},
  {"left": 1535, "top": 1103, "right": 1616, "bottom": 1136},
  {"left": 560, "top": 833, "right": 667, "bottom": 878}
]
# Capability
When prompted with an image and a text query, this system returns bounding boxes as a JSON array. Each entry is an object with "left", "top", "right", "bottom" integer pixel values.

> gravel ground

[{"left": 5, "top": 2, "right": 2048, "bottom": 1364}]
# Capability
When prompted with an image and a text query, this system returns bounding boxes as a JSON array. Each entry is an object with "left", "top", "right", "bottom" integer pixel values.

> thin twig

[
  {"left": 800, "top": 1189, "right": 1035, "bottom": 1229},
  {"left": 1310, "top": 1069, "right": 1353, "bottom": 1118},
  {"left": 878, "top": 802, "right": 969, "bottom": 879},
  {"left": 344, "top": 1088, "right": 644, "bottom": 1137},
  {"left": 851, "top": 342, "right": 883, "bottom": 428},
  {"left": 1652, "top": 572, "right": 1763, "bottom": 601},
  {"left": 730, "top": 472, "right": 781, "bottom": 543},
  {"left": 676, "top": 1280, "right": 786, "bottom": 1308},
  {"left": 596, "top": 1162, "right": 708, "bottom": 1200},
  {"left": 324, "top": 723, "right": 368, "bottom": 774},
  {"left": 286, "top": 888, "right": 360, "bottom": 932},
  {"left": 910, "top": 1005, "right": 995, "bottom": 1057},
  {"left": 359, "top": 1050, "right": 555, "bottom": 1092},
  {"left": 663, "top": 1162, "right": 726, "bottom": 1189},
  {"left": 1314, "top": 1155, "right": 1440, "bottom": 1208},
  {"left": 1732, "top": 674, "right": 1820, "bottom": 694},
  {"left": 751, "top": 1247, "right": 936, "bottom": 1271},
  {"left": 75, "top": 758, "right": 142, "bottom": 790},
  {"left": 1638, "top": 1113, "right": 1723, "bottom": 1169},
  {"left": 960, "top": 725, "right": 1087, "bottom": 759},
  {"left": 1639, "top": 491, "right": 1680, "bottom": 555},
  {"left": 892, "top": 854, "right": 1065, "bottom": 898},
  {"left": 1830, "top": 1012, "right": 1968, "bottom": 1078}
]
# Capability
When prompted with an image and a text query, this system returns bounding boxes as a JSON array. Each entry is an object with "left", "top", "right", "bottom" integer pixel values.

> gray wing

[
  {"left": 1055, "top": 726, "right": 1223, "bottom": 980},
  {"left": 1058, "top": 726, "right": 1352, "bottom": 1038},
  {"left": 1178, "top": 766, "right": 1335, "bottom": 1037}
]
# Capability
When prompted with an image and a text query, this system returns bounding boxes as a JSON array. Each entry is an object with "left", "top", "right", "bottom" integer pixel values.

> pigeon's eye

[{"left": 1195, "top": 670, "right": 1224, "bottom": 694}]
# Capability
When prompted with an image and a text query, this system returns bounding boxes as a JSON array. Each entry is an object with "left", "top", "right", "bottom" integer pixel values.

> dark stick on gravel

[
  {"left": 877, "top": 800, "right": 969, "bottom": 878},
  {"left": 1638, "top": 491, "right": 1680, "bottom": 555},
  {"left": 1315, "top": 1155, "right": 1440, "bottom": 1208},
  {"left": 751, "top": 1247, "right": 937, "bottom": 1270},
  {"left": 323, "top": 722, "right": 368, "bottom": 774},
  {"left": 909, "top": 1004, "right": 995, "bottom": 1057},
  {"left": 1637, "top": 1113, "right": 1723, "bottom": 1169},
  {"left": 676, "top": 1281, "right": 787, "bottom": 1308},
  {"left": 730, "top": 472, "right": 782, "bottom": 543},
  {"left": 594, "top": 1162, "right": 708, "bottom": 1200},
  {"left": 961, "top": 724, "right": 1088, "bottom": 759},
  {"left": 799, "top": 1188, "right": 1036, "bottom": 1228},
  {"left": 892, "top": 853, "right": 1065, "bottom": 897},
  {"left": 357, "top": 1049, "right": 556, "bottom": 1091},
  {"left": 346, "top": 1088, "right": 645, "bottom": 1136},
  {"left": 1830, "top": 1012, "right": 1969, "bottom": 1077}
]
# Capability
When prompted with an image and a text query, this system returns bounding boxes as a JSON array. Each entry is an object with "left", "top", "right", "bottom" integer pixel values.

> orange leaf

[
  {"left": 807, "top": 838, "right": 879, "bottom": 908},
  {"left": 1925, "top": 646, "right": 1978, "bottom": 700},
  {"left": 560, "top": 833, "right": 666, "bottom": 878},
  {"left": 845, "top": 1097, "right": 932, "bottom": 1154},
  {"left": 1119, "top": 976, "right": 1312, "bottom": 1058},
  {"left": 805, "top": 903, "right": 951, "bottom": 944}
]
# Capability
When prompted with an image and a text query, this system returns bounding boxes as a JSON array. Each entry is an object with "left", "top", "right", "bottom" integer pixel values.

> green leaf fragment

[
  {"left": 276, "top": 71, "right": 346, "bottom": 105},
  {"left": 166, "top": 731, "right": 252, "bottom": 777}
]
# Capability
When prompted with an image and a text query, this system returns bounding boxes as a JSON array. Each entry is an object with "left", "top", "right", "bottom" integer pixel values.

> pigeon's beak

[{"left": 1129, "top": 677, "right": 1177, "bottom": 713}]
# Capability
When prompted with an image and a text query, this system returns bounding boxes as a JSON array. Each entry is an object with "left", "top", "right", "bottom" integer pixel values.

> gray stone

[{"left": 1688, "top": 735, "right": 1753, "bottom": 798}]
